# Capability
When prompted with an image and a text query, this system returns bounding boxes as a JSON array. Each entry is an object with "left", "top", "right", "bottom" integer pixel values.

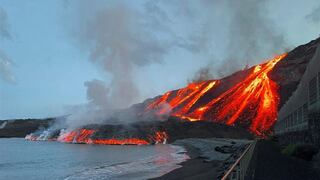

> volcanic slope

[{"left": 141, "top": 37, "right": 320, "bottom": 136}]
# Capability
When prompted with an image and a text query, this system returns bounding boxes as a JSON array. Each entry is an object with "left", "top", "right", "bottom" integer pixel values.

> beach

[{"left": 152, "top": 138, "right": 251, "bottom": 180}]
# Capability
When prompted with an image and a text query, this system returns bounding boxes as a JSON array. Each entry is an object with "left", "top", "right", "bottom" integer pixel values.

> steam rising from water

[{"left": 81, "top": 4, "right": 163, "bottom": 110}]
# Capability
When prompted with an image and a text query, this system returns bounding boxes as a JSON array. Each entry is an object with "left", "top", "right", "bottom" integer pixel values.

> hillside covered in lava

[
  {"left": 137, "top": 37, "right": 320, "bottom": 136},
  {"left": 2, "top": 38, "right": 320, "bottom": 144}
]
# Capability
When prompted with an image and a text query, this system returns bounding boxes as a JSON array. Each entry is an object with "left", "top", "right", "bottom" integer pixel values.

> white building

[{"left": 275, "top": 42, "right": 320, "bottom": 145}]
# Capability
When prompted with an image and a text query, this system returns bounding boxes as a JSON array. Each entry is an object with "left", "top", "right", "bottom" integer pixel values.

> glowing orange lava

[
  {"left": 145, "top": 54, "right": 287, "bottom": 136},
  {"left": 146, "top": 81, "right": 219, "bottom": 117},
  {"left": 58, "top": 129, "right": 95, "bottom": 143},
  {"left": 91, "top": 138, "right": 149, "bottom": 145},
  {"left": 55, "top": 129, "right": 167, "bottom": 145},
  {"left": 149, "top": 131, "right": 168, "bottom": 144}
]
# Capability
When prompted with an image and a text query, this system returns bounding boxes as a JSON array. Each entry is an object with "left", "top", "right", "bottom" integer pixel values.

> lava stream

[
  {"left": 27, "top": 129, "right": 168, "bottom": 145},
  {"left": 145, "top": 54, "right": 287, "bottom": 135}
]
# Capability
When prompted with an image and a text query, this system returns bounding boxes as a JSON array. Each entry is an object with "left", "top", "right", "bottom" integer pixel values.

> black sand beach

[{"left": 152, "top": 138, "right": 250, "bottom": 180}]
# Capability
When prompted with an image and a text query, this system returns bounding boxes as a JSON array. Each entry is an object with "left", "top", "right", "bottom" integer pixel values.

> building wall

[{"left": 275, "top": 43, "right": 320, "bottom": 145}]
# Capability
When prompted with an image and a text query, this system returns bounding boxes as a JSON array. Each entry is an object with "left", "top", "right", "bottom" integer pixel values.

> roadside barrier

[{"left": 221, "top": 140, "right": 257, "bottom": 180}]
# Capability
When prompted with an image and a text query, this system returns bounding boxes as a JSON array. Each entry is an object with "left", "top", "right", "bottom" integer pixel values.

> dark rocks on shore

[
  {"left": 215, "top": 145, "right": 240, "bottom": 154},
  {"left": 156, "top": 138, "right": 250, "bottom": 180},
  {"left": 0, "top": 118, "right": 54, "bottom": 138}
]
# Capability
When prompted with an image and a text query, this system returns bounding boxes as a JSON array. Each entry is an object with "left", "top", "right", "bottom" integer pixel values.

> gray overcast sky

[{"left": 0, "top": 0, "right": 319, "bottom": 119}]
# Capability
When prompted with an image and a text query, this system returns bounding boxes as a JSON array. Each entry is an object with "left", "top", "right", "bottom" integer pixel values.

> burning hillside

[
  {"left": 144, "top": 54, "right": 287, "bottom": 136},
  {"left": 15, "top": 37, "right": 320, "bottom": 144}
]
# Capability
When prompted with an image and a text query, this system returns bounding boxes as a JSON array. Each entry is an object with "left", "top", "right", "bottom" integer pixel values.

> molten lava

[
  {"left": 146, "top": 81, "right": 219, "bottom": 118},
  {"left": 149, "top": 131, "right": 168, "bottom": 144},
  {"left": 91, "top": 138, "right": 149, "bottom": 145},
  {"left": 28, "top": 129, "right": 169, "bottom": 145},
  {"left": 145, "top": 54, "right": 287, "bottom": 136},
  {"left": 58, "top": 129, "right": 95, "bottom": 143}
]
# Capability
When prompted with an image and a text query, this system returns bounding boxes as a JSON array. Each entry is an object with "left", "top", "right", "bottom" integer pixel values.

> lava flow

[
  {"left": 145, "top": 54, "right": 287, "bottom": 136},
  {"left": 57, "top": 129, "right": 95, "bottom": 143},
  {"left": 38, "top": 129, "right": 169, "bottom": 145},
  {"left": 146, "top": 81, "right": 219, "bottom": 118}
]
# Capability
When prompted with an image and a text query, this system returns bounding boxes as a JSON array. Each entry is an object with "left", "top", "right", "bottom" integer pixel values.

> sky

[{"left": 0, "top": 0, "right": 319, "bottom": 120}]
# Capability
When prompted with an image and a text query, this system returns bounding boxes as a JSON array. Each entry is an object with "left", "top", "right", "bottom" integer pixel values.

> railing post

[{"left": 221, "top": 140, "right": 257, "bottom": 180}]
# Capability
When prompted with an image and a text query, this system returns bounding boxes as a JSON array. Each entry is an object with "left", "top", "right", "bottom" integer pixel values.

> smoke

[
  {"left": 61, "top": 0, "right": 288, "bottom": 128},
  {"left": 218, "top": 0, "right": 286, "bottom": 77},
  {"left": 306, "top": 5, "right": 320, "bottom": 24},
  {"left": 0, "top": 7, "right": 11, "bottom": 40},
  {"left": 84, "top": 79, "right": 110, "bottom": 109},
  {"left": 0, "top": 50, "right": 15, "bottom": 83},
  {"left": 189, "top": 66, "right": 214, "bottom": 83},
  {"left": 74, "top": 2, "right": 176, "bottom": 110},
  {"left": 0, "top": 7, "right": 15, "bottom": 83},
  {"left": 185, "top": 0, "right": 286, "bottom": 79},
  {"left": 62, "top": 1, "right": 204, "bottom": 127}
]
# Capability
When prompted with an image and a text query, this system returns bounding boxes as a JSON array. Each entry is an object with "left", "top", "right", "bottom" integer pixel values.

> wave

[{"left": 64, "top": 145, "right": 189, "bottom": 180}]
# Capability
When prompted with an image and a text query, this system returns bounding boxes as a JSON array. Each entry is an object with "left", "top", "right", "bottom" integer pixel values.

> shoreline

[
  {"left": 151, "top": 144, "right": 220, "bottom": 180},
  {"left": 1, "top": 137, "right": 249, "bottom": 179},
  {"left": 151, "top": 138, "right": 250, "bottom": 180}
]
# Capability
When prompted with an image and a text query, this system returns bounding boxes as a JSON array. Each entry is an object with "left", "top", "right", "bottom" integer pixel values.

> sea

[{"left": 0, "top": 138, "right": 189, "bottom": 180}]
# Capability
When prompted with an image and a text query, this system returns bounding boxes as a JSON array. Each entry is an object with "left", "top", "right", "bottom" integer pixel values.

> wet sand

[{"left": 151, "top": 138, "right": 250, "bottom": 180}]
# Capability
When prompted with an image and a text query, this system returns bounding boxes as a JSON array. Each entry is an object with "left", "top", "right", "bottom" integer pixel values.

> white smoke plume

[
  {"left": 0, "top": 7, "right": 11, "bottom": 40},
  {"left": 178, "top": 0, "right": 287, "bottom": 80},
  {"left": 0, "top": 7, "right": 15, "bottom": 83},
  {"left": 189, "top": 66, "right": 214, "bottom": 83},
  {"left": 0, "top": 50, "right": 15, "bottom": 83},
  {"left": 306, "top": 5, "right": 320, "bottom": 23},
  {"left": 62, "top": 0, "right": 288, "bottom": 128},
  {"left": 76, "top": 2, "right": 171, "bottom": 111},
  {"left": 63, "top": 1, "right": 202, "bottom": 127},
  {"left": 218, "top": 0, "right": 286, "bottom": 77}
]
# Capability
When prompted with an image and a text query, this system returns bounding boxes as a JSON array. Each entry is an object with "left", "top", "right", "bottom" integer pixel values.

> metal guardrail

[{"left": 221, "top": 140, "right": 257, "bottom": 180}]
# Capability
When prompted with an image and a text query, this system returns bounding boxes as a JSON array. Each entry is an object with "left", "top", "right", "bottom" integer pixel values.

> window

[
  {"left": 309, "top": 76, "right": 318, "bottom": 105},
  {"left": 303, "top": 103, "right": 308, "bottom": 122},
  {"left": 298, "top": 107, "right": 303, "bottom": 124},
  {"left": 294, "top": 110, "right": 298, "bottom": 125}
]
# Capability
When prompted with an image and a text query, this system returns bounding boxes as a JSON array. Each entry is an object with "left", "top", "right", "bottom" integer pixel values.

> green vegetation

[{"left": 281, "top": 144, "right": 297, "bottom": 156}]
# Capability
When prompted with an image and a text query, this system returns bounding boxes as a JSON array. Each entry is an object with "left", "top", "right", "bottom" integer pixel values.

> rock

[{"left": 215, "top": 145, "right": 236, "bottom": 154}]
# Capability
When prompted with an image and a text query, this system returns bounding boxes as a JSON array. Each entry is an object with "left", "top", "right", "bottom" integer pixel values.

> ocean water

[{"left": 0, "top": 138, "right": 189, "bottom": 180}]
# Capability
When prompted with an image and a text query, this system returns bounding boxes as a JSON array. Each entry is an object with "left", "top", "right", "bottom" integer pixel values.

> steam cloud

[
  {"left": 306, "top": 5, "right": 320, "bottom": 23},
  {"left": 82, "top": 4, "right": 164, "bottom": 110},
  {"left": 218, "top": 0, "right": 286, "bottom": 77},
  {"left": 62, "top": 0, "right": 289, "bottom": 128},
  {"left": 189, "top": 67, "right": 214, "bottom": 83},
  {"left": 181, "top": 0, "right": 286, "bottom": 79},
  {"left": 64, "top": 1, "right": 202, "bottom": 127},
  {"left": 0, "top": 7, "right": 11, "bottom": 40},
  {"left": 0, "top": 7, "right": 15, "bottom": 83}
]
